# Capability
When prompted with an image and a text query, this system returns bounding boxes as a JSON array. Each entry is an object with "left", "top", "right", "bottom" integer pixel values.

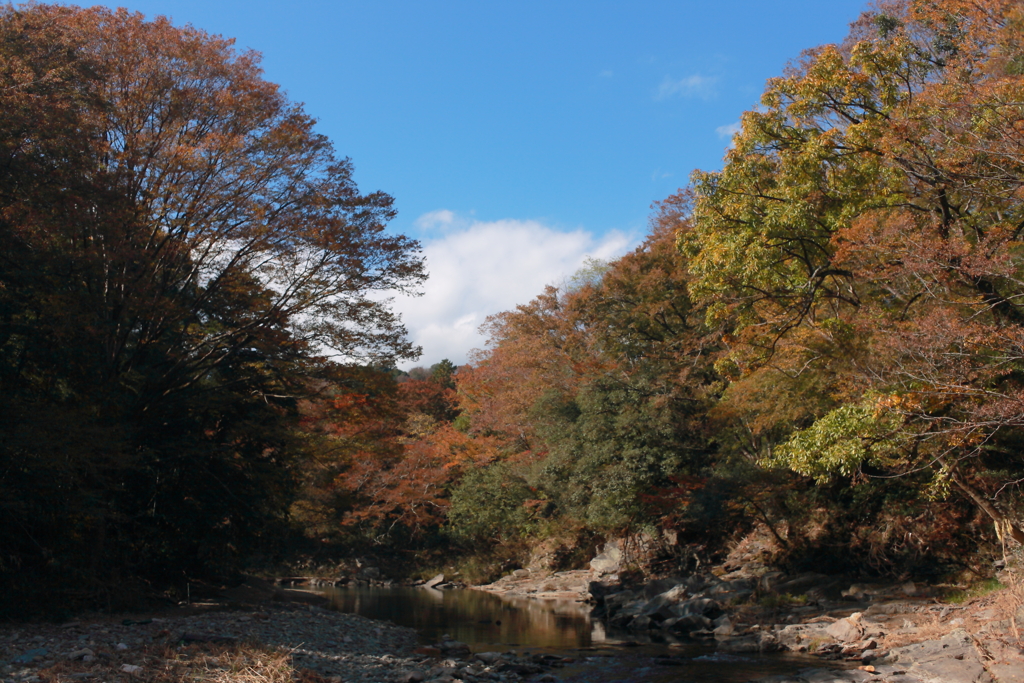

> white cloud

[
  {"left": 599, "top": 69, "right": 614, "bottom": 78},
  {"left": 392, "top": 214, "right": 635, "bottom": 369},
  {"left": 655, "top": 74, "right": 716, "bottom": 101},
  {"left": 716, "top": 122, "right": 742, "bottom": 139},
  {"left": 413, "top": 209, "right": 458, "bottom": 231}
]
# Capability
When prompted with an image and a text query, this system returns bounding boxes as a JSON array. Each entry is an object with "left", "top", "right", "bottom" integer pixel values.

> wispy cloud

[
  {"left": 414, "top": 209, "right": 458, "bottom": 231},
  {"left": 598, "top": 69, "right": 614, "bottom": 78},
  {"left": 391, "top": 214, "right": 635, "bottom": 368},
  {"left": 716, "top": 122, "right": 742, "bottom": 139},
  {"left": 655, "top": 74, "right": 716, "bottom": 101}
]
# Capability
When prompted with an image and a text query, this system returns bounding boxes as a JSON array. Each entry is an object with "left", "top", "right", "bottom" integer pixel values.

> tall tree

[
  {"left": 0, "top": 4, "right": 423, "bottom": 612},
  {"left": 454, "top": 206, "right": 720, "bottom": 535},
  {"left": 685, "top": 0, "right": 1024, "bottom": 545}
]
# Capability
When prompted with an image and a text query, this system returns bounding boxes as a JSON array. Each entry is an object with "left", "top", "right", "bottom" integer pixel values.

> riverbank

[
  {"left": 4, "top": 551, "right": 1022, "bottom": 683},
  {"left": 0, "top": 601, "right": 421, "bottom": 683},
  {"left": 472, "top": 542, "right": 1024, "bottom": 683},
  {"left": 0, "top": 581, "right": 575, "bottom": 683}
]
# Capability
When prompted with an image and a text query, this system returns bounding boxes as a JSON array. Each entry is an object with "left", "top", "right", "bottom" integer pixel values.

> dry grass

[{"left": 35, "top": 642, "right": 318, "bottom": 683}]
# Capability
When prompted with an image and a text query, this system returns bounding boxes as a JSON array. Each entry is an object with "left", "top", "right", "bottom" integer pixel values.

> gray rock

[
  {"left": 864, "top": 600, "right": 916, "bottom": 615},
  {"left": 675, "top": 597, "right": 720, "bottom": 617},
  {"left": 775, "top": 622, "right": 832, "bottom": 652},
  {"left": 424, "top": 573, "right": 445, "bottom": 589},
  {"left": 630, "top": 615, "right": 652, "bottom": 630},
  {"left": 825, "top": 614, "right": 863, "bottom": 643},
  {"left": 589, "top": 554, "right": 619, "bottom": 574},
  {"left": 715, "top": 634, "right": 761, "bottom": 653},
  {"left": 603, "top": 589, "right": 638, "bottom": 616},
  {"left": 760, "top": 571, "right": 786, "bottom": 592},
  {"left": 587, "top": 581, "right": 609, "bottom": 600},
  {"left": 887, "top": 628, "right": 992, "bottom": 683},
  {"left": 643, "top": 576, "right": 684, "bottom": 599},
  {"left": 659, "top": 585, "right": 688, "bottom": 603},
  {"left": 665, "top": 614, "right": 712, "bottom": 632},
  {"left": 751, "top": 668, "right": 880, "bottom": 682},
  {"left": 474, "top": 652, "right": 503, "bottom": 665},
  {"left": 589, "top": 541, "right": 623, "bottom": 575},
  {"left": 12, "top": 649, "right": 47, "bottom": 664}
]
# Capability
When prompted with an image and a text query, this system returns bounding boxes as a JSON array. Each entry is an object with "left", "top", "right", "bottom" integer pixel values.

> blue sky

[{"left": 93, "top": 0, "right": 869, "bottom": 367}]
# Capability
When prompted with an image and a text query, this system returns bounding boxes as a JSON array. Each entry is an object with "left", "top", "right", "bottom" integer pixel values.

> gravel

[{"left": 0, "top": 604, "right": 562, "bottom": 683}]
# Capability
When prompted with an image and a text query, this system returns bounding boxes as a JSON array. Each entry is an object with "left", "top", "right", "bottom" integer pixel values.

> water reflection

[
  {"left": 320, "top": 586, "right": 845, "bottom": 682},
  {"left": 321, "top": 585, "right": 597, "bottom": 651}
]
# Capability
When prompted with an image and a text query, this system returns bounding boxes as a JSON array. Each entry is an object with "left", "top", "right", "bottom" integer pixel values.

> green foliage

[
  {"left": 767, "top": 400, "right": 903, "bottom": 482},
  {"left": 447, "top": 463, "right": 535, "bottom": 542},
  {"left": 943, "top": 578, "right": 1004, "bottom": 604},
  {"left": 430, "top": 359, "right": 458, "bottom": 389}
]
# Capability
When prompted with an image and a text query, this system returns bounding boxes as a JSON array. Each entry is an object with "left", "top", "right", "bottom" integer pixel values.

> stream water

[{"left": 320, "top": 585, "right": 844, "bottom": 682}]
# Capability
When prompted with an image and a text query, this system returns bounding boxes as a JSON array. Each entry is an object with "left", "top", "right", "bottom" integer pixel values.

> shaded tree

[{"left": 0, "top": 4, "right": 423, "bottom": 613}]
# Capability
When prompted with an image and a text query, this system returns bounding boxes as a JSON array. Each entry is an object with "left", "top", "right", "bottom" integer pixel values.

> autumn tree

[
  {"left": 0, "top": 5, "right": 423, "bottom": 613},
  {"left": 685, "top": 0, "right": 1024, "bottom": 548},
  {"left": 453, "top": 202, "right": 721, "bottom": 537}
]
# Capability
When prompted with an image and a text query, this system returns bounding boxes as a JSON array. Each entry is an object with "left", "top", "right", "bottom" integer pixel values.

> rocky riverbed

[
  {"left": 5, "top": 537, "right": 1024, "bottom": 683},
  {"left": 473, "top": 538, "right": 1024, "bottom": 683},
  {"left": 0, "top": 597, "right": 571, "bottom": 683}
]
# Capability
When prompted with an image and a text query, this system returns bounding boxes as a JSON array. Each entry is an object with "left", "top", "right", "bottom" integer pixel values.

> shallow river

[{"left": 320, "top": 585, "right": 844, "bottom": 683}]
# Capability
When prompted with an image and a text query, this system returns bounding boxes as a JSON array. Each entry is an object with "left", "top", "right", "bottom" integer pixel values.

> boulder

[
  {"left": 629, "top": 615, "right": 652, "bottom": 631},
  {"left": 675, "top": 597, "right": 720, "bottom": 618},
  {"left": 887, "top": 629, "right": 991, "bottom": 683},
  {"left": 639, "top": 586, "right": 691, "bottom": 619},
  {"left": 587, "top": 581, "right": 610, "bottom": 600},
  {"left": 589, "top": 540, "right": 623, "bottom": 575},
  {"left": 665, "top": 614, "right": 713, "bottom": 633},
  {"left": 713, "top": 616, "right": 735, "bottom": 637},
  {"left": 775, "top": 622, "right": 832, "bottom": 652},
  {"left": 659, "top": 585, "right": 689, "bottom": 603},
  {"left": 826, "top": 613, "right": 863, "bottom": 643},
  {"left": 643, "top": 576, "right": 685, "bottom": 599},
  {"left": 603, "top": 589, "right": 638, "bottom": 616},
  {"left": 424, "top": 573, "right": 445, "bottom": 589},
  {"left": 706, "top": 580, "right": 753, "bottom": 604}
]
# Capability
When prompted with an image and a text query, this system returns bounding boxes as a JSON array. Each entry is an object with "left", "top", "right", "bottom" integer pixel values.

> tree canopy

[{"left": 0, "top": 4, "right": 423, "bottom": 614}]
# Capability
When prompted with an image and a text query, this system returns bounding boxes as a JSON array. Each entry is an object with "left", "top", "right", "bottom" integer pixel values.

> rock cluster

[
  {"left": 398, "top": 639, "right": 571, "bottom": 683},
  {"left": 591, "top": 573, "right": 756, "bottom": 638},
  {"left": 589, "top": 566, "right": 1024, "bottom": 683}
]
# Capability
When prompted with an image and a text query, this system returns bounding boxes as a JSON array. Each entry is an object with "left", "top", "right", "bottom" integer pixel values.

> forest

[{"left": 3, "top": 0, "right": 1024, "bottom": 617}]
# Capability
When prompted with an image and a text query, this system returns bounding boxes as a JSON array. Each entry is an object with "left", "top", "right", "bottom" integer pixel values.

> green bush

[{"left": 448, "top": 463, "right": 535, "bottom": 541}]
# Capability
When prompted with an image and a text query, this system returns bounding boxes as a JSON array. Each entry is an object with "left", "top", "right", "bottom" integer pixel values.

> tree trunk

[{"left": 950, "top": 470, "right": 1024, "bottom": 545}]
